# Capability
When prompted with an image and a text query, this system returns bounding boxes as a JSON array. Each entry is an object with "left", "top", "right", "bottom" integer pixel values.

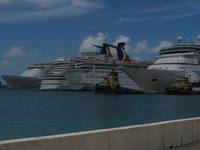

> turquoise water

[{"left": 0, "top": 90, "right": 200, "bottom": 141}]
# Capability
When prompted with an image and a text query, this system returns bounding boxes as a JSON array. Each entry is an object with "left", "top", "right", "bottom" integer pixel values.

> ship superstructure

[
  {"left": 40, "top": 57, "right": 71, "bottom": 90},
  {"left": 123, "top": 37, "right": 200, "bottom": 92}
]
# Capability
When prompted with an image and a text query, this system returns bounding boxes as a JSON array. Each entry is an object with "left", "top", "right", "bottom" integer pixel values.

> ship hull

[
  {"left": 122, "top": 67, "right": 184, "bottom": 92},
  {"left": 2, "top": 75, "right": 41, "bottom": 89},
  {"left": 40, "top": 78, "right": 67, "bottom": 90}
]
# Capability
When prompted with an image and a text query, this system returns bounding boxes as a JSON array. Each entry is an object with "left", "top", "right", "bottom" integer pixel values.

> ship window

[{"left": 152, "top": 78, "right": 158, "bottom": 82}]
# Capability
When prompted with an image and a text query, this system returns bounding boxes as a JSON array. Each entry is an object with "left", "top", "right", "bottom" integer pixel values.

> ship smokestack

[
  {"left": 116, "top": 42, "right": 131, "bottom": 62},
  {"left": 94, "top": 43, "right": 113, "bottom": 58}
]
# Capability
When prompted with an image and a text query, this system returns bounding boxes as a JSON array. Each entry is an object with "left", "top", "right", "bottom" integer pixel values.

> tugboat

[
  {"left": 165, "top": 77, "right": 193, "bottom": 94},
  {"left": 95, "top": 71, "right": 143, "bottom": 94}
]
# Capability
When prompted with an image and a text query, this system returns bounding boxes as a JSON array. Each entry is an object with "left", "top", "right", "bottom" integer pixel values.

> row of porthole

[{"left": 42, "top": 83, "right": 62, "bottom": 85}]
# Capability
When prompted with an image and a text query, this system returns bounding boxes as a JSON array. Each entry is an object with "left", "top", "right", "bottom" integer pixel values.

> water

[{"left": 0, "top": 90, "right": 200, "bottom": 141}]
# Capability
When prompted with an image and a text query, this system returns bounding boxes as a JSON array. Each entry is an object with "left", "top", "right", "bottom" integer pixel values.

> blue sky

[{"left": 0, "top": 0, "right": 200, "bottom": 77}]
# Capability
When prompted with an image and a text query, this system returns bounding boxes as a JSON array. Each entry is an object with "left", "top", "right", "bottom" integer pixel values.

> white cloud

[
  {"left": 0, "top": 0, "right": 13, "bottom": 4},
  {"left": 0, "top": 60, "right": 13, "bottom": 68},
  {"left": 113, "top": 35, "right": 130, "bottom": 45},
  {"left": 3, "top": 46, "right": 38, "bottom": 58},
  {"left": 80, "top": 33, "right": 133, "bottom": 54},
  {"left": 134, "top": 41, "right": 149, "bottom": 53},
  {"left": 0, "top": 0, "right": 102, "bottom": 23},
  {"left": 0, "top": 0, "right": 97, "bottom": 7},
  {"left": 79, "top": 32, "right": 107, "bottom": 52},
  {"left": 116, "top": 1, "right": 200, "bottom": 24},
  {"left": 80, "top": 32, "right": 173, "bottom": 56},
  {"left": 162, "top": 11, "right": 200, "bottom": 21},
  {"left": 134, "top": 57, "right": 142, "bottom": 61},
  {"left": 197, "top": 34, "right": 200, "bottom": 40},
  {"left": 117, "top": 10, "right": 200, "bottom": 24},
  {"left": 153, "top": 41, "right": 172, "bottom": 53},
  {"left": 23, "top": 0, "right": 67, "bottom": 7},
  {"left": 3, "top": 47, "right": 26, "bottom": 58},
  {"left": 194, "top": 34, "right": 200, "bottom": 44},
  {"left": 117, "top": 17, "right": 146, "bottom": 23},
  {"left": 144, "top": 6, "right": 179, "bottom": 13},
  {"left": 111, "top": 35, "right": 132, "bottom": 54},
  {"left": 133, "top": 40, "right": 172, "bottom": 54}
]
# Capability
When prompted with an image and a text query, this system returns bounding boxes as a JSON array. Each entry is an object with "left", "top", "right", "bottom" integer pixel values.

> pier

[{"left": 1, "top": 117, "right": 200, "bottom": 150}]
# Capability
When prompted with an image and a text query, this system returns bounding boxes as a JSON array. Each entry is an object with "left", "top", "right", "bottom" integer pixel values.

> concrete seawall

[{"left": 1, "top": 117, "right": 200, "bottom": 150}]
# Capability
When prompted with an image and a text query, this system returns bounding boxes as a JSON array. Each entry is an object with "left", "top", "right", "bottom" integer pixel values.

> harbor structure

[{"left": 1, "top": 117, "right": 200, "bottom": 150}]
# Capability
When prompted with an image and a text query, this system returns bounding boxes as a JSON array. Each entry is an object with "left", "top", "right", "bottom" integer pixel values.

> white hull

[
  {"left": 40, "top": 79, "right": 67, "bottom": 90},
  {"left": 123, "top": 67, "right": 184, "bottom": 92},
  {"left": 2, "top": 75, "right": 41, "bottom": 89},
  {"left": 64, "top": 69, "right": 140, "bottom": 91}
]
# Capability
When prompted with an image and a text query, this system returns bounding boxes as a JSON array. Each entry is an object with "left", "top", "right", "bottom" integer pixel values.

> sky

[{"left": 0, "top": 0, "right": 200, "bottom": 77}]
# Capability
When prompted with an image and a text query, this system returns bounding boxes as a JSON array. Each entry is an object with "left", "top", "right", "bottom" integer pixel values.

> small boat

[{"left": 95, "top": 71, "right": 143, "bottom": 94}]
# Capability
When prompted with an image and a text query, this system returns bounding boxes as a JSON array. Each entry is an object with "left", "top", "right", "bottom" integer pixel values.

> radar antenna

[{"left": 176, "top": 36, "right": 183, "bottom": 42}]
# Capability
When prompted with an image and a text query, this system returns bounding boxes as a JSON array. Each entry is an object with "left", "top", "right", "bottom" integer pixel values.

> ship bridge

[{"left": 159, "top": 42, "right": 200, "bottom": 55}]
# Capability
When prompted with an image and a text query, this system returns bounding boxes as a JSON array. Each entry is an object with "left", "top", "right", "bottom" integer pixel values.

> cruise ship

[
  {"left": 123, "top": 37, "right": 200, "bottom": 92},
  {"left": 41, "top": 42, "right": 147, "bottom": 91},
  {"left": 64, "top": 56, "right": 141, "bottom": 91},
  {"left": 2, "top": 62, "right": 52, "bottom": 89},
  {"left": 2, "top": 42, "right": 148, "bottom": 91}
]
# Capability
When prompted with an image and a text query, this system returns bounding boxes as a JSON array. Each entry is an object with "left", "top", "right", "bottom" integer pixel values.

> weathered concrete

[
  {"left": 173, "top": 142, "right": 200, "bottom": 150},
  {"left": 1, "top": 117, "right": 200, "bottom": 150}
]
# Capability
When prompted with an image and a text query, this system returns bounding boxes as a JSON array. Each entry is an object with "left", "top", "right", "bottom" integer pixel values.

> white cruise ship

[
  {"left": 63, "top": 42, "right": 147, "bottom": 91},
  {"left": 40, "top": 42, "right": 147, "bottom": 91},
  {"left": 2, "top": 62, "right": 52, "bottom": 89},
  {"left": 123, "top": 37, "right": 200, "bottom": 92},
  {"left": 65, "top": 57, "right": 141, "bottom": 91},
  {"left": 40, "top": 57, "right": 71, "bottom": 90}
]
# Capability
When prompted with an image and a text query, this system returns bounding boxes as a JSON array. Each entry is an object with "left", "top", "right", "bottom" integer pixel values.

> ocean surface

[{"left": 0, "top": 90, "right": 200, "bottom": 141}]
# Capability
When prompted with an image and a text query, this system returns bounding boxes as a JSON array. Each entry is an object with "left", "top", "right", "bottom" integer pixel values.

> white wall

[{"left": 1, "top": 117, "right": 200, "bottom": 150}]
